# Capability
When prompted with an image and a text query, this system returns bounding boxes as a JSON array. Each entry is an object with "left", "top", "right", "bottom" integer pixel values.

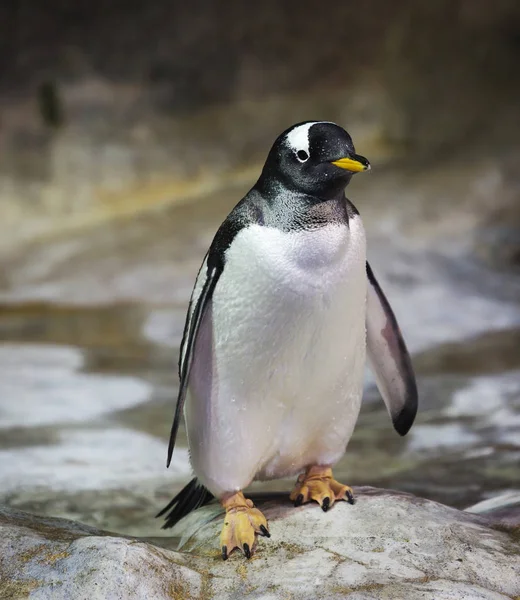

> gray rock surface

[
  {"left": 1, "top": 488, "right": 519, "bottom": 599},
  {"left": 466, "top": 491, "right": 520, "bottom": 528},
  {"left": 0, "top": 506, "right": 200, "bottom": 600}
]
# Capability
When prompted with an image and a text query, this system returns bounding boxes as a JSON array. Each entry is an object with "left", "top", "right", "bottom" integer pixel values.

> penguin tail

[{"left": 156, "top": 478, "right": 214, "bottom": 529}]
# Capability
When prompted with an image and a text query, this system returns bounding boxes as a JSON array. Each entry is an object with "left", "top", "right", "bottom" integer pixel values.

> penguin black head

[{"left": 258, "top": 121, "right": 370, "bottom": 199}]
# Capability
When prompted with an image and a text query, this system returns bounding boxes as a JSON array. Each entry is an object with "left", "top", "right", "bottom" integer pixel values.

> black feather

[{"left": 157, "top": 478, "right": 214, "bottom": 529}]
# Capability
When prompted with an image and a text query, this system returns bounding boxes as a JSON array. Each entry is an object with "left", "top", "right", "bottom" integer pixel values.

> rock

[
  {"left": 0, "top": 506, "right": 202, "bottom": 600},
  {"left": 1, "top": 488, "right": 519, "bottom": 599},
  {"left": 466, "top": 491, "right": 520, "bottom": 529},
  {"left": 2, "top": 0, "right": 520, "bottom": 249}
]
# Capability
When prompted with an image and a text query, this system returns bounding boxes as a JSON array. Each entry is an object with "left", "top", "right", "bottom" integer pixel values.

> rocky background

[
  {"left": 0, "top": 2, "right": 519, "bottom": 596},
  {"left": 1, "top": 0, "right": 520, "bottom": 248}
]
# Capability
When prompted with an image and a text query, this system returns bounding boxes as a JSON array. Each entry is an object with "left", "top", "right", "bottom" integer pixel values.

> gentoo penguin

[{"left": 157, "top": 121, "right": 418, "bottom": 560}]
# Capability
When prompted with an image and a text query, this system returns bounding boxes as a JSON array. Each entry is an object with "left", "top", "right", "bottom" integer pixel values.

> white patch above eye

[
  {"left": 285, "top": 121, "right": 337, "bottom": 160},
  {"left": 285, "top": 122, "right": 318, "bottom": 156}
]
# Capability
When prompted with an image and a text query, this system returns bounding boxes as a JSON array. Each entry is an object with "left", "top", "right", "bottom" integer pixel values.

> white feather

[
  {"left": 285, "top": 121, "right": 335, "bottom": 156},
  {"left": 185, "top": 218, "right": 367, "bottom": 497},
  {"left": 366, "top": 281, "right": 407, "bottom": 417}
]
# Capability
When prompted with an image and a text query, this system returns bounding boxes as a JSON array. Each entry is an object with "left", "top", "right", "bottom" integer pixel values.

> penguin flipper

[
  {"left": 166, "top": 199, "right": 259, "bottom": 468},
  {"left": 365, "top": 262, "right": 418, "bottom": 435},
  {"left": 166, "top": 260, "right": 221, "bottom": 467}
]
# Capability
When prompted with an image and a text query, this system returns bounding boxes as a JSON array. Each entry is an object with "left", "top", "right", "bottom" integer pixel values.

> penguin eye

[{"left": 296, "top": 150, "right": 309, "bottom": 162}]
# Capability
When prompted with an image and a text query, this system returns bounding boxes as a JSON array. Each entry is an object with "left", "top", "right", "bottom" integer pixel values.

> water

[{"left": 0, "top": 169, "right": 519, "bottom": 538}]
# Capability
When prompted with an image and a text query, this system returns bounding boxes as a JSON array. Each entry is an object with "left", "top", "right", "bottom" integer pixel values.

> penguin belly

[{"left": 185, "top": 221, "right": 367, "bottom": 497}]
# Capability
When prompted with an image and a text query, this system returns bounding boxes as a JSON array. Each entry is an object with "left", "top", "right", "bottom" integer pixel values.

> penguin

[{"left": 157, "top": 121, "right": 418, "bottom": 560}]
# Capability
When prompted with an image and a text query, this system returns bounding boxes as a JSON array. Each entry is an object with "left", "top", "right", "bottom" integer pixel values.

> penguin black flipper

[
  {"left": 365, "top": 262, "right": 418, "bottom": 436},
  {"left": 166, "top": 198, "right": 260, "bottom": 468}
]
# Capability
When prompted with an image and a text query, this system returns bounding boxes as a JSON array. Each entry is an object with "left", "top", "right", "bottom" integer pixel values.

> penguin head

[{"left": 260, "top": 121, "right": 370, "bottom": 198}]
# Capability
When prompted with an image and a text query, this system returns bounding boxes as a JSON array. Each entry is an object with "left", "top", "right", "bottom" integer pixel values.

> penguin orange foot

[
  {"left": 220, "top": 491, "right": 270, "bottom": 560},
  {"left": 290, "top": 465, "right": 355, "bottom": 511}
]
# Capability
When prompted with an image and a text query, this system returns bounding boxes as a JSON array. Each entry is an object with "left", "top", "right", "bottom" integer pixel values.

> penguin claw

[
  {"left": 289, "top": 466, "right": 355, "bottom": 512},
  {"left": 294, "top": 493, "right": 304, "bottom": 507},
  {"left": 219, "top": 491, "right": 270, "bottom": 560}
]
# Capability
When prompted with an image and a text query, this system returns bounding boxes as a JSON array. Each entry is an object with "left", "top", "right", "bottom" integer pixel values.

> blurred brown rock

[{"left": 1, "top": 0, "right": 519, "bottom": 249}]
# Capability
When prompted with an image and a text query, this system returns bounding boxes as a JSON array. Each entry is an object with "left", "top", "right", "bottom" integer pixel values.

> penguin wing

[
  {"left": 166, "top": 197, "right": 261, "bottom": 467},
  {"left": 365, "top": 261, "right": 418, "bottom": 435},
  {"left": 166, "top": 255, "right": 220, "bottom": 467}
]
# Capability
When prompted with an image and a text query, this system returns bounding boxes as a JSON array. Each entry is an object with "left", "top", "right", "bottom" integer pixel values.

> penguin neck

[
  {"left": 254, "top": 176, "right": 350, "bottom": 230},
  {"left": 256, "top": 171, "right": 349, "bottom": 204}
]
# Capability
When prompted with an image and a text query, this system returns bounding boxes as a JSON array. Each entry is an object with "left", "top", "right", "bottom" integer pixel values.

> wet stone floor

[{"left": 1, "top": 177, "right": 520, "bottom": 539}]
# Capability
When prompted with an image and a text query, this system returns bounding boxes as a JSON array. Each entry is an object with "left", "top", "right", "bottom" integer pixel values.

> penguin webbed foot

[
  {"left": 219, "top": 491, "right": 270, "bottom": 560},
  {"left": 290, "top": 465, "right": 355, "bottom": 510}
]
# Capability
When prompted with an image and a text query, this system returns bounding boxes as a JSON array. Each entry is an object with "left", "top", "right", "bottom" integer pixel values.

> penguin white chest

[
  {"left": 215, "top": 221, "right": 367, "bottom": 382},
  {"left": 187, "top": 219, "right": 367, "bottom": 493}
]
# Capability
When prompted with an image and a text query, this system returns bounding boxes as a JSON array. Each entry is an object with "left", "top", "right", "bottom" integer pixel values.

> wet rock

[
  {"left": 413, "top": 329, "right": 520, "bottom": 377},
  {"left": 0, "top": 507, "right": 202, "bottom": 600},
  {"left": 467, "top": 491, "right": 520, "bottom": 528},
  {"left": 2, "top": 488, "right": 519, "bottom": 599},
  {"left": 477, "top": 225, "right": 520, "bottom": 272}
]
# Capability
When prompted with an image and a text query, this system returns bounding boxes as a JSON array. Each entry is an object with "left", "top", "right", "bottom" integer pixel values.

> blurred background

[{"left": 1, "top": 0, "right": 519, "bottom": 538}]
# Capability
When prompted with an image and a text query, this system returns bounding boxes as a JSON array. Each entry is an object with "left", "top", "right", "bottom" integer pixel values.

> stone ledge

[{"left": 1, "top": 488, "right": 519, "bottom": 600}]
